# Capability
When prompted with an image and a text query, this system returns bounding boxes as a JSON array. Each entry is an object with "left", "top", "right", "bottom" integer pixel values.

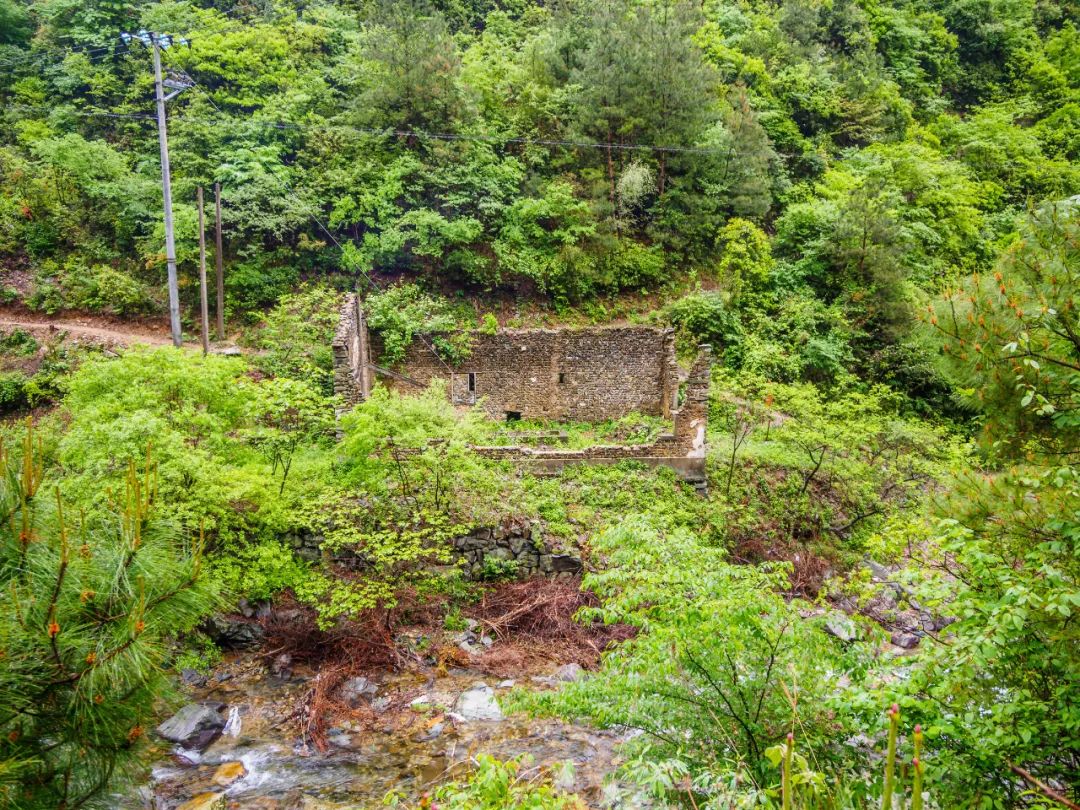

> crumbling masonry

[{"left": 333, "top": 293, "right": 711, "bottom": 488}]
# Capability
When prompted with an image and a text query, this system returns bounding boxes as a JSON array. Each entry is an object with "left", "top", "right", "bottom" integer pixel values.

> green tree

[{"left": 0, "top": 425, "right": 220, "bottom": 808}]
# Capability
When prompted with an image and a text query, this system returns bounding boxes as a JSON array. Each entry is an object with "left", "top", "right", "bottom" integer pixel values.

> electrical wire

[{"left": 169, "top": 71, "right": 458, "bottom": 375}]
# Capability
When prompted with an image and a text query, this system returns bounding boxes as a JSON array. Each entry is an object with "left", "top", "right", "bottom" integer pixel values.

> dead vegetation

[{"left": 258, "top": 577, "right": 633, "bottom": 750}]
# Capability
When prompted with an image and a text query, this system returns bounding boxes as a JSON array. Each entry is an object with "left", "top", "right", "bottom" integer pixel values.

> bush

[
  {"left": 386, "top": 755, "right": 581, "bottom": 809},
  {"left": 0, "top": 371, "right": 28, "bottom": 413},
  {"left": 364, "top": 284, "right": 469, "bottom": 366}
]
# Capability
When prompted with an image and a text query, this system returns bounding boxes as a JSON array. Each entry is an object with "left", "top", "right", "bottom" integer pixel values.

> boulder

[
  {"left": 339, "top": 676, "right": 379, "bottom": 708},
  {"left": 180, "top": 668, "right": 207, "bottom": 688},
  {"left": 203, "top": 614, "right": 265, "bottom": 650},
  {"left": 554, "top": 663, "right": 584, "bottom": 682},
  {"left": 550, "top": 555, "right": 582, "bottom": 574},
  {"left": 824, "top": 612, "right": 858, "bottom": 643},
  {"left": 891, "top": 631, "right": 921, "bottom": 649},
  {"left": 453, "top": 684, "right": 503, "bottom": 721},
  {"left": 156, "top": 703, "right": 226, "bottom": 751}
]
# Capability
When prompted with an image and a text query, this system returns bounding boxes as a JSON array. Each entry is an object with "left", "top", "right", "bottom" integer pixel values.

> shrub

[
  {"left": 0, "top": 371, "right": 28, "bottom": 413},
  {"left": 364, "top": 283, "right": 469, "bottom": 366}
]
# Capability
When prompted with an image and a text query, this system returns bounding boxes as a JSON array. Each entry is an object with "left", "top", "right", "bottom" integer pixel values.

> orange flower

[
  {"left": 126, "top": 725, "right": 143, "bottom": 743},
  {"left": 94, "top": 694, "right": 104, "bottom": 705},
  {"left": 80, "top": 590, "right": 95, "bottom": 603},
  {"left": 85, "top": 652, "right": 97, "bottom": 665},
  {"left": 134, "top": 620, "right": 145, "bottom": 634},
  {"left": 48, "top": 620, "right": 60, "bottom": 638}
]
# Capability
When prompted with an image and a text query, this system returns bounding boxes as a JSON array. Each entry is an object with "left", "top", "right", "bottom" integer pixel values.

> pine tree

[{"left": 0, "top": 423, "right": 221, "bottom": 809}]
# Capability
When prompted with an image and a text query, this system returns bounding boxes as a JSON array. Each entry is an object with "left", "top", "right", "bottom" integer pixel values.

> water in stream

[{"left": 131, "top": 655, "right": 631, "bottom": 809}]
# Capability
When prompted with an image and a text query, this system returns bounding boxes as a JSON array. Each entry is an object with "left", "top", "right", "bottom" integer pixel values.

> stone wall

[
  {"left": 370, "top": 325, "right": 678, "bottom": 421},
  {"left": 331, "top": 293, "right": 369, "bottom": 409},
  {"left": 284, "top": 522, "right": 582, "bottom": 581}
]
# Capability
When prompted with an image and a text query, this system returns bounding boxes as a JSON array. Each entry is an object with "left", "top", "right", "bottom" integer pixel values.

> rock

[
  {"left": 156, "top": 703, "right": 226, "bottom": 751},
  {"left": 453, "top": 684, "right": 503, "bottom": 721},
  {"left": 340, "top": 676, "right": 379, "bottom": 707},
  {"left": 497, "top": 679, "right": 516, "bottom": 689},
  {"left": 176, "top": 792, "right": 226, "bottom": 810},
  {"left": 270, "top": 653, "right": 293, "bottom": 680},
  {"left": 370, "top": 697, "right": 392, "bottom": 713},
  {"left": 203, "top": 614, "right": 265, "bottom": 650},
  {"left": 180, "top": 668, "right": 207, "bottom": 688},
  {"left": 211, "top": 761, "right": 246, "bottom": 787},
  {"left": 327, "top": 732, "right": 352, "bottom": 748},
  {"left": 891, "top": 631, "right": 921, "bottom": 649},
  {"left": 418, "top": 721, "right": 444, "bottom": 741},
  {"left": 550, "top": 555, "right": 582, "bottom": 574},
  {"left": 410, "top": 695, "right": 430, "bottom": 709},
  {"left": 824, "top": 612, "right": 858, "bottom": 643},
  {"left": 457, "top": 640, "right": 482, "bottom": 656},
  {"left": 480, "top": 635, "right": 494, "bottom": 648},
  {"left": 554, "top": 663, "right": 583, "bottom": 682}
]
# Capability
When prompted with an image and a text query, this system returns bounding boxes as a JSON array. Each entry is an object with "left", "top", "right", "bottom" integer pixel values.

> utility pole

[
  {"left": 123, "top": 30, "right": 192, "bottom": 348},
  {"left": 197, "top": 186, "right": 210, "bottom": 355},
  {"left": 214, "top": 182, "right": 225, "bottom": 340},
  {"left": 151, "top": 35, "right": 182, "bottom": 347}
]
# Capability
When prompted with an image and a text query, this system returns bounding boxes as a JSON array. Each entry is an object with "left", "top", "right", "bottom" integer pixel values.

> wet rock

[
  {"left": 824, "top": 612, "right": 858, "bottom": 643},
  {"left": 212, "top": 761, "right": 247, "bottom": 787},
  {"left": 327, "top": 732, "right": 352, "bottom": 748},
  {"left": 180, "top": 668, "right": 207, "bottom": 688},
  {"left": 176, "top": 792, "right": 226, "bottom": 810},
  {"left": 203, "top": 614, "right": 266, "bottom": 650},
  {"left": 339, "top": 676, "right": 378, "bottom": 708},
  {"left": 554, "top": 663, "right": 583, "bottom": 682},
  {"left": 891, "top": 631, "right": 921, "bottom": 649},
  {"left": 453, "top": 684, "right": 503, "bottom": 721},
  {"left": 270, "top": 653, "right": 293, "bottom": 680},
  {"left": 156, "top": 703, "right": 226, "bottom": 751}
]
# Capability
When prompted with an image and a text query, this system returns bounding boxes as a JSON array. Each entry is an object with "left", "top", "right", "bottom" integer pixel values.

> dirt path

[{"left": 0, "top": 316, "right": 173, "bottom": 347}]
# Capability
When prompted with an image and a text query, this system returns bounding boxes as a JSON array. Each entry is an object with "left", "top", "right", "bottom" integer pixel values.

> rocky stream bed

[{"left": 122, "top": 653, "right": 630, "bottom": 810}]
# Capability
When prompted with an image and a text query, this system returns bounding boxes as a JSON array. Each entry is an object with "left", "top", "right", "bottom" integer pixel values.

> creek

[{"left": 129, "top": 654, "right": 629, "bottom": 809}]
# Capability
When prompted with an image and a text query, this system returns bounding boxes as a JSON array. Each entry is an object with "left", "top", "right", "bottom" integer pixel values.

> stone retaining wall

[{"left": 284, "top": 523, "right": 582, "bottom": 581}]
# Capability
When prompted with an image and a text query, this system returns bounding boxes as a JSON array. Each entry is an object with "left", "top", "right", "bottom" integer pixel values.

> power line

[
  {"left": 163, "top": 113, "right": 729, "bottom": 156},
  {"left": 0, "top": 12, "right": 249, "bottom": 71},
  {"left": 171, "top": 72, "right": 457, "bottom": 376}
]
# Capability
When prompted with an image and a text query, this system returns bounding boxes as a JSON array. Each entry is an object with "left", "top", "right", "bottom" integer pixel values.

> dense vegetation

[{"left": 0, "top": 0, "right": 1077, "bottom": 807}]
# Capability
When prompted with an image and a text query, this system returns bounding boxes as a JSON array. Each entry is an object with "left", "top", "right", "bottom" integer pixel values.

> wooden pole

[
  {"left": 214, "top": 182, "right": 225, "bottom": 341},
  {"left": 196, "top": 186, "right": 209, "bottom": 356}
]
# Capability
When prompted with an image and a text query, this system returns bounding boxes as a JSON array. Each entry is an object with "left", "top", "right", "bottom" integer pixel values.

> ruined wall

[
  {"left": 370, "top": 326, "right": 678, "bottom": 421},
  {"left": 471, "top": 345, "right": 712, "bottom": 488},
  {"left": 332, "top": 293, "right": 369, "bottom": 408},
  {"left": 331, "top": 294, "right": 711, "bottom": 487}
]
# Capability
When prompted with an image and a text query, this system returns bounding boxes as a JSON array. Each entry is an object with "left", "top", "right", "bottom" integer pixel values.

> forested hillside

[{"left": 0, "top": 0, "right": 1078, "bottom": 808}]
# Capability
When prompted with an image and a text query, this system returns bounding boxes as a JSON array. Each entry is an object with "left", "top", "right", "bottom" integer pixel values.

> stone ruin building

[{"left": 333, "top": 293, "right": 711, "bottom": 489}]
